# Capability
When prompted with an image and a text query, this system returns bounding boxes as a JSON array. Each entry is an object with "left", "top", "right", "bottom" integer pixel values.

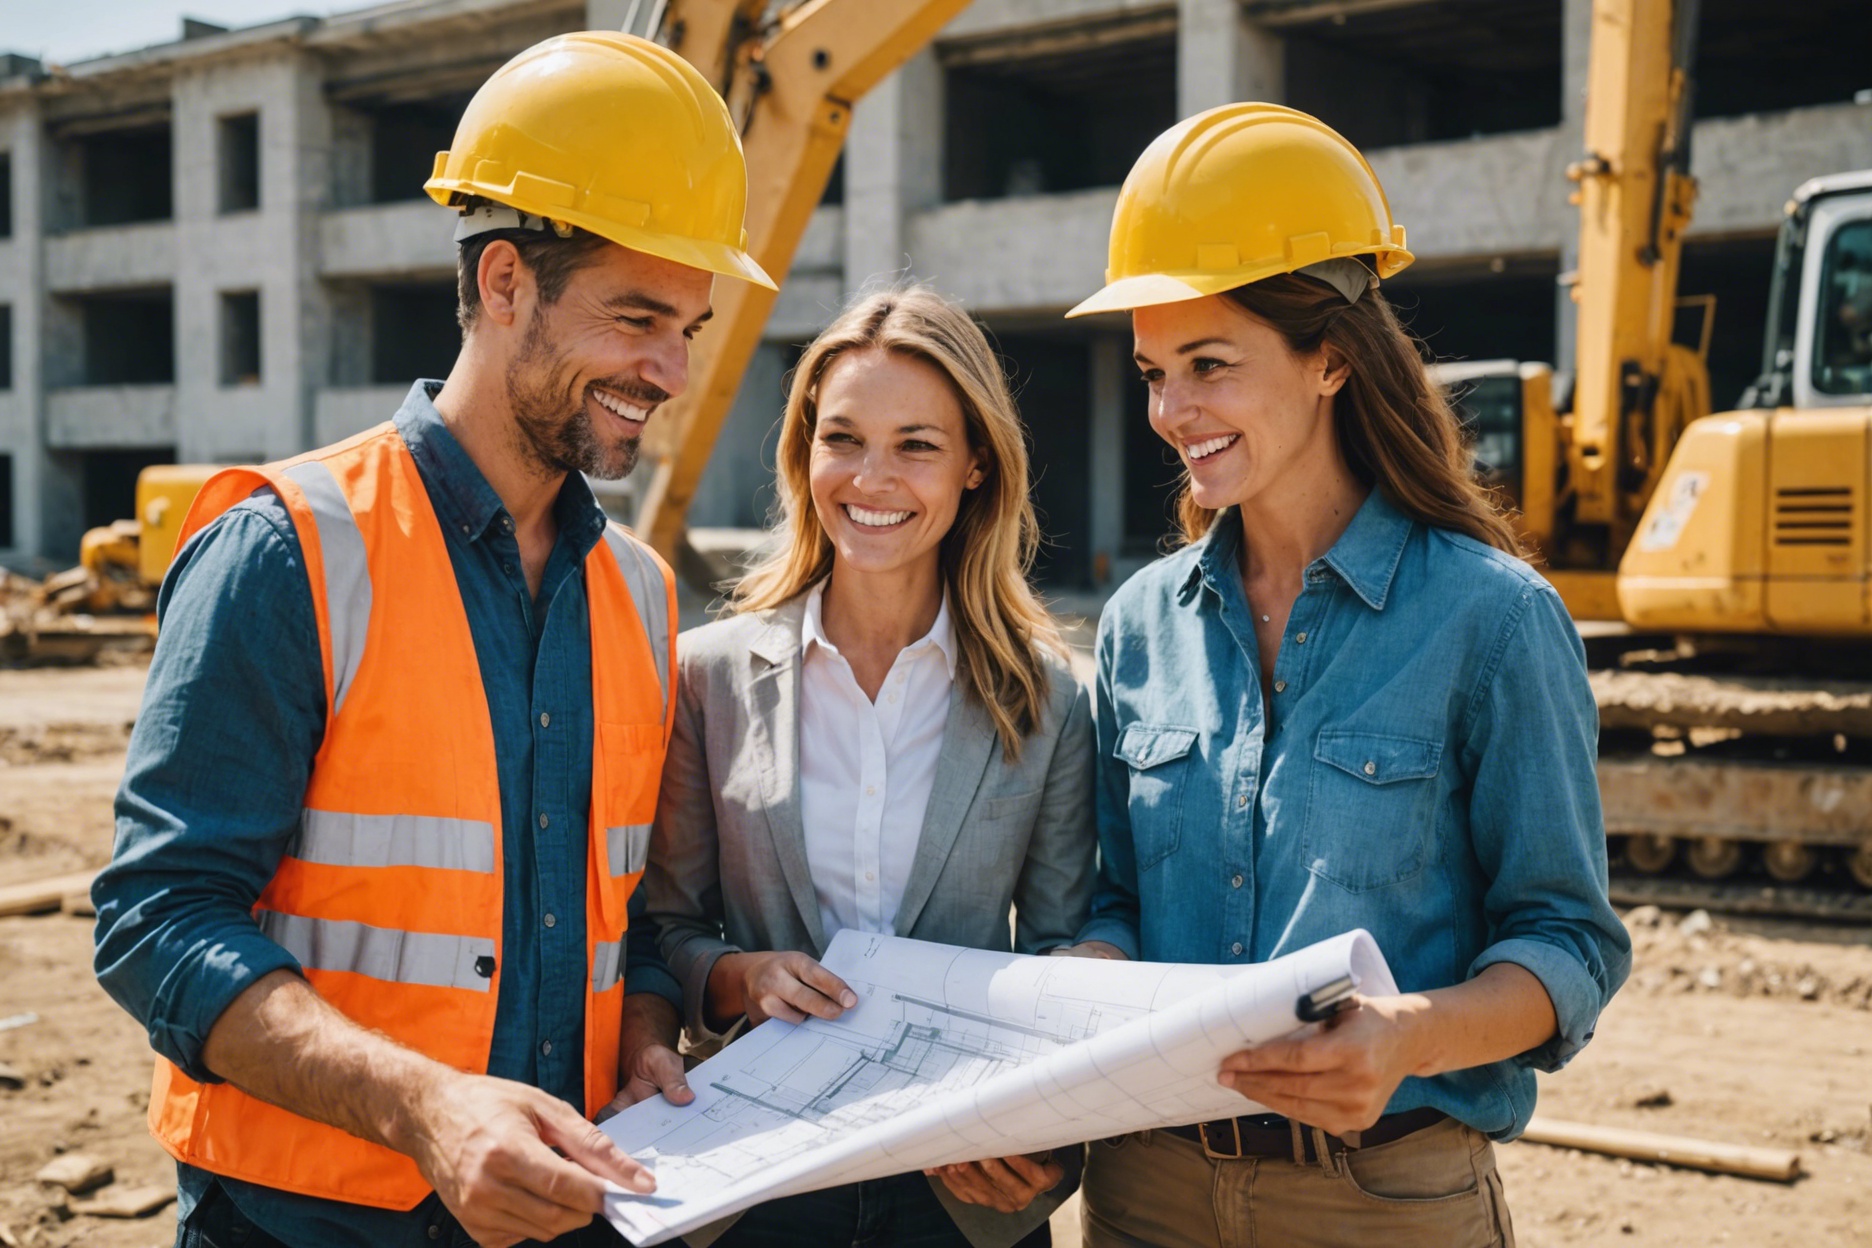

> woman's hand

[
  {"left": 1215, "top": 993, "right": 1433, "bottom": 1136},
  {"left": 927, "top": 1152, "right": 1064, "bottom": 1213},
  {"left": 712, "top": 951, "right": 858, "bottom": 1027}
]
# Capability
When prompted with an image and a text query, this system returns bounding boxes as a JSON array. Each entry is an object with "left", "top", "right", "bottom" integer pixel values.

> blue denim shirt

[
  {"left": 93, "top": 381, "right": 681, "bottom": 1247},
  {"left": 1078, "top": 491, "right": 1630, "bottom": 1140}
]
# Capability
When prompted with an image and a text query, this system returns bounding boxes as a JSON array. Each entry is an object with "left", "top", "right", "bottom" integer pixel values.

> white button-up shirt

[{"left": 798, "top": 579, "right": 956, "bottom": 939}]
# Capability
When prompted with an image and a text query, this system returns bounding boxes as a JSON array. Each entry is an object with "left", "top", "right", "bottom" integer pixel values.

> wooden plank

[
  {"left": 1520, "top": 1116, "right": 1801, "bottom": 1182},
  {"left": 0, "top": 870, "right": 99, "bottom": 918}
]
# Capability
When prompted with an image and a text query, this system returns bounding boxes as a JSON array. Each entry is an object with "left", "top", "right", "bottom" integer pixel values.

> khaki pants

[{"left": 1081, "top": 1118, "right": 1515, "bottom": 1248}]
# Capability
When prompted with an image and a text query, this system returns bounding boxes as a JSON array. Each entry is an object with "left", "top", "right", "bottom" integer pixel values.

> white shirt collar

[{"left": 801, "top": 578, "right": 958, "bottom": 679}]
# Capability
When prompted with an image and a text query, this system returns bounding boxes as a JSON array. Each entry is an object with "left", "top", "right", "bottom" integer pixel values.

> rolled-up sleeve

[
  {"left": 1462, "top": 585, "right": 1631, "bottom": 1072},
  {"left": 1075, "top": 614, "right": 1144, "bottom": 960},
  {"left": 92, "top": 499, "right": 326, "bottom": 1082}
]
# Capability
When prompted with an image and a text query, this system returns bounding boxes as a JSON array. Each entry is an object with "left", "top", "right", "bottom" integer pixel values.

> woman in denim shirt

[{"left": 1049, "top": 106, "right": 1632, "bottom": 1246}]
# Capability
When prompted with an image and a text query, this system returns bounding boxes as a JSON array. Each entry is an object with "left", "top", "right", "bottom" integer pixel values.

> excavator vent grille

[{"left": 1772, "top": 487, "right": 1854, "bottom": 546}]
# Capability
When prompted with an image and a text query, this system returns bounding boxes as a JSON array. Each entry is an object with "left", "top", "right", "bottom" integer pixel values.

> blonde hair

[
  {"left": 1174, "top": 273, "right": 1526, "bottom": 557},
  {"left": 734, "top": 286, "right": 1063, "bottom": 758}
]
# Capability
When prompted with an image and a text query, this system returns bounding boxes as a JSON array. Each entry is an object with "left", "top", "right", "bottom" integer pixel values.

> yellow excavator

[
  {"left": 32, "top": 0, "right": 1871, "bottom": 915},
  {"left": 1442, "top": 0, "right": 1872, "bottom": 914}
]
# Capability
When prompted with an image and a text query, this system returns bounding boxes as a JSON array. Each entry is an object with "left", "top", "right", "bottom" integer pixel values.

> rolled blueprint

[{"left": 603, "top": 928, "right": 1396, "bottom": 1246}]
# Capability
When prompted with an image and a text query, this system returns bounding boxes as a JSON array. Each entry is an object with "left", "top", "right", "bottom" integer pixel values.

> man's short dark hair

[{"left": 456, "top": 220, "right": 613, "bottom": 332}]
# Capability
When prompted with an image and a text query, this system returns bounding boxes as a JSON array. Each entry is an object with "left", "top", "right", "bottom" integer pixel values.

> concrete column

[
  {"left": 842, "top": 49, "right": 942, "bottom": 295},
  {"left": 1087, "top": 333, "right": 1127, "bottom": 587},
  {"left": 1554, "top": 0, "right": 1593, "bottom": 373},
  {"left": 1178, "top": 0, "right": 1283, "bottom": 118},
  {"left": 0, "top": 98, "right": 67, "bottom": 563}
]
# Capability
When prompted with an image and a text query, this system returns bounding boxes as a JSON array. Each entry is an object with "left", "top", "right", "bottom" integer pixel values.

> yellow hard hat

[
  {"left": 1066, "top": 103, "right": 1411, "bottom": 318},
  {"left": 426, "top": 31, "right": 776, "bottom": 290}
]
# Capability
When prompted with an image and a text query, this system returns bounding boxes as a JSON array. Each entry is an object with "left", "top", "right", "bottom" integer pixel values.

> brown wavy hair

[
  {"left": 1172, "top": 272, "right": 1525, "bottom": 558},
  {"left": 733, "top": 286, "right": 1063, "bottom": 759}
]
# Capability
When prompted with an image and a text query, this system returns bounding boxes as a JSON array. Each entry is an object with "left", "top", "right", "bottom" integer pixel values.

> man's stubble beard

[{"left": 504, "top": 305, "right": 658, "bottom": 482}]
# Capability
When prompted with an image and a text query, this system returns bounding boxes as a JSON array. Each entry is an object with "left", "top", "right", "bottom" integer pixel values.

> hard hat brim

[
  {"left": 427, "top": 179, "right": 779, "bottom": 291},
  {"left": 1064, "top": 246, "right": 1414, "bottom": 319}
]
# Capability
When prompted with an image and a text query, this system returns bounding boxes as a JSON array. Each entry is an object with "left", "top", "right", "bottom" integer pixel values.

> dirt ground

[{"left": 2, "top": 662, "right": 1869, "bottom": 1248}]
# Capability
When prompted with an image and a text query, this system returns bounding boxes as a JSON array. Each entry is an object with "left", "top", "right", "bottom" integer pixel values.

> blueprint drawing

[{"left": 602, "top": 929, "right": 1395, "bottom": 1246}]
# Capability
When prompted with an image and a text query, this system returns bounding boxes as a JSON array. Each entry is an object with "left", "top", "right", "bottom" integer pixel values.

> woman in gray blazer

[{"left": 644, "top": 287, "right": 1096, "bottom": 1248}]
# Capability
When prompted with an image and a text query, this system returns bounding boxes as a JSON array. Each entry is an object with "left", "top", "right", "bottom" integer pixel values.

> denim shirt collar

[
  {"left": 392, "top": 379, "right": 608, "bottom": 558},
  {"left": 1182, "top": 488, "right": 1414, "bottom": 613}
]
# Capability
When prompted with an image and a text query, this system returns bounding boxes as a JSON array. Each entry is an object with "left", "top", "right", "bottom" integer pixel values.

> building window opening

[
  {"left": 67, "top": 123, "right": 173, "bottom": 227},
  {"left": 218, "top": 112, "right": 260, "bottom": 213},
  {"left": 1266, "top": 0, "right": 1561, "bottom": 150},
  {"left": 370, "top": 283, "right": 460, "bottom": 384},
  {"left": 0, "top": 453, "right": 12, "bottom": 548},
  {"left": 367, "top": 97, "right": 472, "bottom": 205},
  {"left": 76, "top": 290, "right": 175, "bottom": 385},
  {"left": 0, "top": 304, "right": 11, "bottom": 391},
  {"left": 82, "top": 449, "right": 175, "bottom": 533},
  {"left": 0, "top": 151, "right": 12, "bottom": 237},
  {"left": 942, "top": 13, "right": 1176, "bottom": 203},
  {"left": 1694, "top": 0, "right": 1872, "bottom": 119},
  {"left": 1382, "top": 257, "right": 1560, "bottom": 372},
  {"left": 995, "top": 333, "right": 1094, "bottom": 586},
  {"left": 221, "top": 290, "right": 262, "bottom": 386}
]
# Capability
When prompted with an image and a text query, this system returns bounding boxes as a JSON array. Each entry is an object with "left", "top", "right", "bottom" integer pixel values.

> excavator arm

[{"left": 628, "top": 0, "right": 973, "bottom": 571}]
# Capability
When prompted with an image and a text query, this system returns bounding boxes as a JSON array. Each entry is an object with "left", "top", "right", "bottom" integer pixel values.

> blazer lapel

[
  {"left": 893, "top": 687, "right": 997, "bottom": 938},
  {"left": 745, "top": 602, "right": 829, "bottom": 956}
]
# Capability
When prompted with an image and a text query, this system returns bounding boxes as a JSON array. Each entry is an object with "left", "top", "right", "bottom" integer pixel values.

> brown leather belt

[{"left": 1162, "top": 1107, "right": 1447, "bottom": 1161}]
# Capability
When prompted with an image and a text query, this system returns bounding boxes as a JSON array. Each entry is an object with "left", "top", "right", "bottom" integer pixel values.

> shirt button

[
  {"left": 1363, "top": 761, "right": 1377, "bottom": 776},
  {"left": 538, "top": 812, "right": 549, "bottom": 828},
  {"left": 865, "top": 786, "right": 876, "bottom": 796},
  {"left": 543, "top": 913, "right": 556, "bottom": 928},
  {"left": 1295, "top": 632, "right": 1307, "bottom": 644},
  {"left": 502, "top": 516, "right": 514, "bottom": 532},
  {"left": 540, "top": 1040, "right": 552, "bottom": 1057},
  {"left": 887, "top": 694, "right": 898, "bottom": 704},
  {"left": 1273, "top": 680, "right": 1287, "bottom": 693},
  {"left": 865, "top": 871, "right": 876, "bottom": 882},
  {"left": 1231, "top": 942, "right": 1244, "bottom": 956},
  {"left": 539, "top": 711, "right": 551, "bottom": 728},
  {"left": 1231, "top": 874, "right": 1244, "bottom": 888},
  {"left": 428, "top": 1226, "right": 441, "bottom": 1241},
  {"left": 1236, "top": 794, "right": 1247, "bottom": 809}
]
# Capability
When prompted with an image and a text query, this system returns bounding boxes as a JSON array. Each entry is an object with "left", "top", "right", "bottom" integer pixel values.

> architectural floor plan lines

[{"left": 601, "top": 929, "right": 1396, "bottom": 1246}]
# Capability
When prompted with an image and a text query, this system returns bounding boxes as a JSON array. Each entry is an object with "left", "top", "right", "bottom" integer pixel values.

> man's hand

[
  {"left": 710, "top": 951, "right": 857, "bottom": 1027},
  {"left": 927, "top": 1153, "right": 1064, "bottom": 1214},
  {"left": 398, "top": 1070, "right": 655, "bottom": 1248},
  {"left": 1048, "top": 941, "right": 1127, "bottom": 960},
  {"left": 1216, "top": 994, "right": 1431, "bottom": 1135},
  {"left": 599, "top": 993, "right": 694, "bottom": 1123}
]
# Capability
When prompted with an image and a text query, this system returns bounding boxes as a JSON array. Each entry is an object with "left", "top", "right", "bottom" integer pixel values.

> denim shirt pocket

[
  {"left": 1113, "top": 722, "right": 1200, "bottom": 873},
  {"left": 1301, "top": 729, "right": 1444, "bottom": 892}
]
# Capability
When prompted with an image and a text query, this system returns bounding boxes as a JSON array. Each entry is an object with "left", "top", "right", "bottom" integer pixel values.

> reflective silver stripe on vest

[
  {"left": 296, "top": 810, "right": 497, "bottom": 874},
  {"left": 592, "top": 940, "right": 624, "bottom": 994},
  {"left": 605, "top": 823, "right": 651, "bottom": 877},
  {"left": 260, "top": 911, "right": 494, "bottom": 992},
  {"left": 283, "top": 461, "right": 371, "bottom": 715},
  {"left": 600, "top": 524, "right": 670, "bottom": 715}
]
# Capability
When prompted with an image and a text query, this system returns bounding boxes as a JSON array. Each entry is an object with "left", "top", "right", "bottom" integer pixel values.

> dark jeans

[
  {"left": 177, "top": 1181, "right": 627, "bottom": 1248},
  {"left": 708, "top": 1174, "right": 1052, "bottom": 1248}
]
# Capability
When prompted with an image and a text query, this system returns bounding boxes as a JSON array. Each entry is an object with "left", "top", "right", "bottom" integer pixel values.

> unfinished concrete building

[{"left": 0, "top": 0, "right": 1868, "bottom": 588}]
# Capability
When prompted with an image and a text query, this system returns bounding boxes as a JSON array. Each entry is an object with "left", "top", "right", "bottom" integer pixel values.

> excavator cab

[{"left": 1620, "top": 173, "right": 1872, "bottom": 635}]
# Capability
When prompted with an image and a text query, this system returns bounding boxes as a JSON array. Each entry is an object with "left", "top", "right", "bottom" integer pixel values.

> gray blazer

[{"left": 643, "top": 595, "right": 1097, "bottom": 1248}]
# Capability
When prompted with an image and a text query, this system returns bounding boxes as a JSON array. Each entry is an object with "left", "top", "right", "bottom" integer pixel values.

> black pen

[{"left": 1295, "top": 974, "right": 1358, "bottom": 1024}]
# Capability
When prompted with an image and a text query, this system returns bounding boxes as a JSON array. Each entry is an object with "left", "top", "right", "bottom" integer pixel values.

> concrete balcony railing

[
  {"left": 44, "top": 221, "right": 177, "bottom": 293},
  {"left": 906, "top": 186, "right": 1117, "bottom": 315},
  {"left": 319, "top": 200, "right": 454, "bottom": 280},
  {"left": 313, "top": 385, "right": 408, "bottom": 446},
  {"left": 46, "top": 384, "right": 176, "bottom": 448}
]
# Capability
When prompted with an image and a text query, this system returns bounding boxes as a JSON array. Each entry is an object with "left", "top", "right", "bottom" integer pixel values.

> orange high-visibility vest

[{"left": 147, "top": 420, "right": 676, "bottom": 1209}]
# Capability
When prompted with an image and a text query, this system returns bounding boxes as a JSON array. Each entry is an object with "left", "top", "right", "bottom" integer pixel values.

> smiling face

[
  {"left": 807, "top": 348, "right": 986, "bottom": 583},
  {"left": 497, "top": 241, "right": 715, "bottom": 480},
  {"left": 1132, "top": 293, "right": 1350, "bottom": 514}
]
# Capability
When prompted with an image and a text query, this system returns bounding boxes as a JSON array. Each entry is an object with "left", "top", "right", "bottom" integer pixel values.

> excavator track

[{"left": 1588, "top": 652, "right": 1872, "bottom": 923}]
